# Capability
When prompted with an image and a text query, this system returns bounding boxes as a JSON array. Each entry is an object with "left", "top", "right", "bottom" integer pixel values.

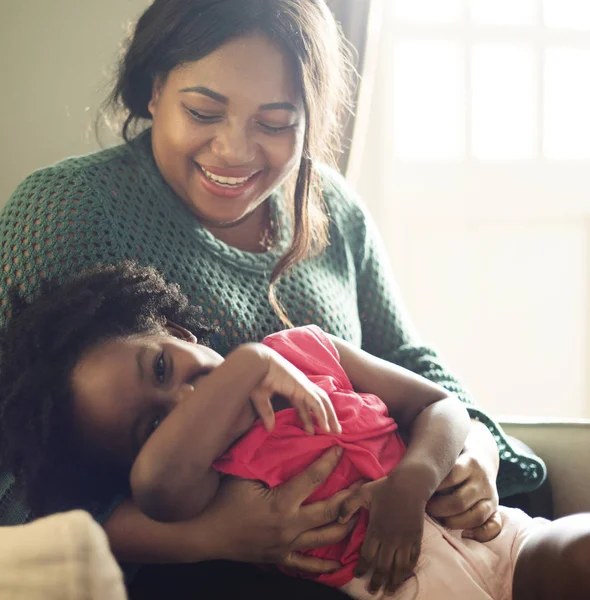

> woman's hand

[
  {"left": 243, "top": 343, "right": 341, "bottom": 435},
  {"left": 426, "top": 419, "right": 501, "bottom": 541},
  {"left": 107, "top": 447, "right": 358, "bottom": 568},
  {"left": 198, "top": 446, "right": 359, "bottom": 572}
]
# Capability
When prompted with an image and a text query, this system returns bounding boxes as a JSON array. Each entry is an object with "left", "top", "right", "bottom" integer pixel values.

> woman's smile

[
  {"left": 148, "top": 33, "right": 305, "bottom": 229},
  {"left": 196, "top": 162, "right": 264, "bottom": 199}
]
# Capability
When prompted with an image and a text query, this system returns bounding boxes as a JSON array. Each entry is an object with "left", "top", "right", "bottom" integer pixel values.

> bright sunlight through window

[{"left": 388, "top": 0, "right": 590, "bottom": 162}]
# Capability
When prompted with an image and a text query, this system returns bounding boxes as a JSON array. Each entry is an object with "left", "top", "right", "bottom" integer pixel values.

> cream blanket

[{"left": 0, "top": 510, "right": 126, "bottom": 600}]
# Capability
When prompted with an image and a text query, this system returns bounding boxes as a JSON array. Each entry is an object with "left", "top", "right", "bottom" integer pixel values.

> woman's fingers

[
  {"left": 462, "top": 510, "right": 503, "bottom": 542},
  {"left": 275, "top": 446, "right": 343, "bottom": 511},
  {"left": 292, "top": 516, "right": 358, "bottom": 551},
  {"left": 297, "top": 480, "right": 364, "bottom": 531},
  {"left": 442, "top": 498, "right": 497, "bottom": 531},
  {"left": 428, "top": 461, "right": 498, "bottom": 525},
  {"left": 427, "top": 478, "right": 480, "bottom": 519},
  {"left": 338, "top": 486, "right": 368, "bottom": 524},
  {"left": 282, "top": 551, "right": 341, "bottom": 574},
  {"left": 434, "top": 453, "right": 470, "bottom": 494}
]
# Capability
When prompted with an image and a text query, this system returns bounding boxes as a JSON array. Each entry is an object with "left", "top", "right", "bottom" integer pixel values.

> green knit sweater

[{"left": 0, "top": 130, "right": 545, "bottom": 525}]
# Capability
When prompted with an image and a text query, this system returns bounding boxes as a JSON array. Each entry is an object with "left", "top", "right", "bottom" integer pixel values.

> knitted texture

[{"left": 0, "top": 131, "right": 545, "bottom": 525}]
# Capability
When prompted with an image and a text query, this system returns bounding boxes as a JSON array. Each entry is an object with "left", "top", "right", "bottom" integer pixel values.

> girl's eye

[
  {"left": 186, "top": 108, "right": 222, "bottom": 123},
  {"left": 154, "top": 353, "right": 166, "bottom": 383},
  {"left": 258, "top": 122, "right": 296, "bottom": 134},
  {"left": 148, "top": 416, "right": 162, "bottom": 437}
]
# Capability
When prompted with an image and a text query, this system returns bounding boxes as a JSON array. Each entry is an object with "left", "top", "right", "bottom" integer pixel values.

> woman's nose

[{"left": 210, "top": 121, "right": 256, "bottom": 165}]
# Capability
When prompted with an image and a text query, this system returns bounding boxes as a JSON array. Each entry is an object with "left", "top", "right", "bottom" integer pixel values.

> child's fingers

[
  {"left": 387, "top": 543, "right": 417, "bottom": 594},
  {"left": 354, "top": 534, "right": 379, "bottom": 578},
  {"left": 249, "top": 388, "right": 275, "bottom": 432},
  {"left": 294, "top": 397, "right": 316, "bottom": 434},
  {"left": 317, "top": 388, "right": 341, "bottom": 434},
  {"left": 307, "top": 391, "right": 330, "bottom": 434},
  {"left": 369, "top": 543, "right": 395, "bottom": 594}
]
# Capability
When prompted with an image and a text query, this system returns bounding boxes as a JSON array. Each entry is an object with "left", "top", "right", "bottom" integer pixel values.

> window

[
  {"left": 358, "top": 0, "right": 590, "bottom": 418},
  {"left": 387, "top": 0, "right": 590, "bottom": 162}
]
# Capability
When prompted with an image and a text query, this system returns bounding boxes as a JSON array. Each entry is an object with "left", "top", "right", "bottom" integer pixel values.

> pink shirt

[{"left": 214, "top": 325, "right": 406, "bottom": 587}]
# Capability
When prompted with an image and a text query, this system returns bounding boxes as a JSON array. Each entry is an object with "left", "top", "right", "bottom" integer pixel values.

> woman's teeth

[{"left": 200, "top": 166, "right": 257, "bottom": 187}]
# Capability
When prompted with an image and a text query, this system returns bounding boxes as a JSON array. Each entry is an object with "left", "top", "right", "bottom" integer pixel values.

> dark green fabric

[{"left": 0, "top": 130, "right": 545, "bottom": 526}]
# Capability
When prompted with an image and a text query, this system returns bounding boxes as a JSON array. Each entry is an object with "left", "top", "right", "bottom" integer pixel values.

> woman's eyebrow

[
  {"left": 179, "top": 85, "right": 297, "bottom": 112},
  {"left": 180, "top": 86, "right": 228, "bottom": 104}
]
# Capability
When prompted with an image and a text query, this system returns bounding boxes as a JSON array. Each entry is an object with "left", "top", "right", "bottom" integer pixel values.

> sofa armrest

[{"left": 500, "top": 419, "right": 590, "bottom": 518}]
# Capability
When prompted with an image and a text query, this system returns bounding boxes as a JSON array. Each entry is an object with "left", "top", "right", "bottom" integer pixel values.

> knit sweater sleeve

[
  {"left": 322, "top": 166, "right": 546, "bottom": 498},
  {"left": 0, "top": 160, "right": 127, "bottom": 311},
  {"left": 0, "top": 159, "right": 128, "bottom": 526}
]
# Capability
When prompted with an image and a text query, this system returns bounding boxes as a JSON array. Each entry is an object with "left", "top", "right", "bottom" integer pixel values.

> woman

[{"left": 0, "top": 0, "right": 545, "bottom": 597}]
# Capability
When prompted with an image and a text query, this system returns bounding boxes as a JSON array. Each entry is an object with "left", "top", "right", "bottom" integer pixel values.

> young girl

[{"left": 0, "top": 262, "right": 587, "bottom": 600}]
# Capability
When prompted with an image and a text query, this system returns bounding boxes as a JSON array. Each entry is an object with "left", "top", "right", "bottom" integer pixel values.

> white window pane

[
  {"left": 472, "top": 44, "right": 536, "bottom": 160},
  {"left": 543, "top": 0, "right": 590, "bottom": 30},
  {"left": 393, "top": 41, "right": 464, "bottom": 161},
  {"left": 544, "top": 48, "right": 590, "bottom": 159},
  {"left": 391, "top": 0, "right": 461, "bottom": 23},
  {"left": 470, "top": 0, "right": 536, "bottom": 26}
]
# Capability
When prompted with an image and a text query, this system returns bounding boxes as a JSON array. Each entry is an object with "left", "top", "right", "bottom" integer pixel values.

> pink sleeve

[{"left": 262, "top": 325, "right": 350, "bottom": 389}]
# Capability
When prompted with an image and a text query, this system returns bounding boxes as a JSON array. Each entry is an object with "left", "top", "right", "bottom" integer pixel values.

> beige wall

[{"left": 0, "top": 0, "right": 149, "bottom": 205}]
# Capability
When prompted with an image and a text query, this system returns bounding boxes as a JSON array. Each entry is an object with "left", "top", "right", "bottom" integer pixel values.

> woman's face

[
  {"left": 70, "top": 326, "right": 224, "bottom": 466},
  {"left": 148, "top": 33, "right": 305, "bottom": 226}
]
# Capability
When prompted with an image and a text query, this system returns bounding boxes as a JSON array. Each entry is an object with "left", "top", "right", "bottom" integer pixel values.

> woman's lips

[
  {"left": 199, "top": 163, "right": 261, "bottom": 178},
  {"left": 196, "top": 163, "right": 262, "bottom": 199}
]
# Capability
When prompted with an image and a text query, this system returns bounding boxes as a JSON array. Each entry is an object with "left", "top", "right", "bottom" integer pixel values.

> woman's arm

[
  {"left": 321, "top": 167, "right": 545, "bottom": 522},
  {"left": 427, "top": 419, "right": 502, "bottom": 540}
]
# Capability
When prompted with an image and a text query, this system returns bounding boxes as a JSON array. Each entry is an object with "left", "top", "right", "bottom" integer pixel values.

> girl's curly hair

[{"left": 0, "top": 261, "right": 211, "bottom": 517}]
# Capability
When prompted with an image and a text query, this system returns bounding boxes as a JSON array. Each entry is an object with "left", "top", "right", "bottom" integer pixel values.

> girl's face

[
  {"left": 148, "top": 33, "right": 305, "bottom": 226},
  {"left": 70, "top": 325, "right": 224, "bottom": 466}
]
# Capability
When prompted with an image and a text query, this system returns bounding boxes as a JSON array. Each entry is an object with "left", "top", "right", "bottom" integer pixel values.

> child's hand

[
  {"left": 338, "top": 468, "right": 429, "bottom": 595},
  {"left": 241, "top": 344, "right": 341, "bottom": 435}
]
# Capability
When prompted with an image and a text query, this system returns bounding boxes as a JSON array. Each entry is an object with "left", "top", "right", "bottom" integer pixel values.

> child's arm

[
  {"left": 329, "top": 335, "right": 471, "bottom": 594},
  {"left": 332, "top": 334, "right": 470, "bottom": 498},
  {"left": 130, "top": 343, "right": 339, "bottom": 522}
]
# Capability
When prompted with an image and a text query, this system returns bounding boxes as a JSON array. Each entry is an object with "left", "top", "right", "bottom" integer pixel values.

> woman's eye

[
  {"left": 258, "top": 122, "right": 296, "bottom": 134},
  {"left": 154, "top": 353, "right": 166, "bottom": 383},
  {"left": 186, "top": 108, "right": 222, "bottom": 123}
]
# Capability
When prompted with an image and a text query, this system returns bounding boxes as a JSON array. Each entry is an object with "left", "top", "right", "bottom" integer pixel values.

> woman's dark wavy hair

[
  {"left": 101, "top": 0, "right": 354, "bottom": 325},
  {"left": 0, "top": 262, "right": 211, "bottom": 517}
]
